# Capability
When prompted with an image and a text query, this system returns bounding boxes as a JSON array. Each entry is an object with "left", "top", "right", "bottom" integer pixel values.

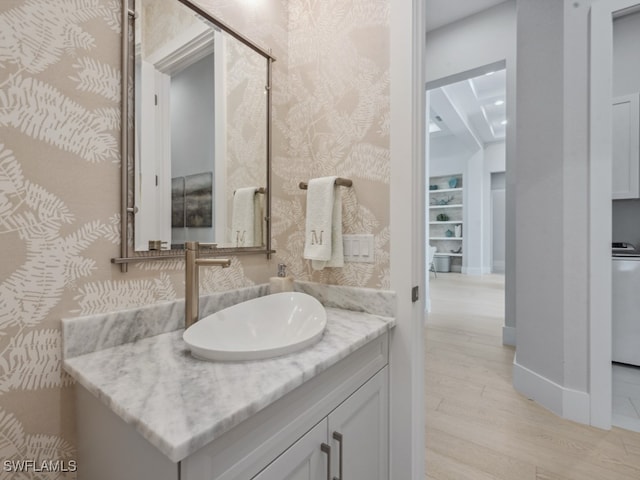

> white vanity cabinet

[
  {"left": 74, "top": 331, "right": 390, "bottom": 480},
  {"left": 612, "top": 94, "right": 640, "bottom": 199},
  {"left": 253, "top": 367, "right": 388, "bottom": 480}
]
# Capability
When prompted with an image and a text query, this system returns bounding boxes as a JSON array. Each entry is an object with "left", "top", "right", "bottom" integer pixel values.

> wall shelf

[
  {"left": 429, "top": 187, "right": 463, "bottom": 194},
  {"left": 429, "top": 174, "right": 464, "bottom": 272},
  {"left": 429, "top": 204, "right": 463, "bottom": 209}
]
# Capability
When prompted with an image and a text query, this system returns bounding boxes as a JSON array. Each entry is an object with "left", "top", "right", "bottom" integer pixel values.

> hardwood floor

[{"left": 425, "top": 273, "right": 640, "bottom": 479}]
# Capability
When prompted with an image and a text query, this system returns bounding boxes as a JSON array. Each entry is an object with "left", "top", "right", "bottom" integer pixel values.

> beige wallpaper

[
  {"left": 273, "top": 0, "right": 391, "bottom": 288},
  {"left": 141, "top": 0, "right": 201, "bottom": 59},
  {"left": 0, "top": 0, "right": 389, "bottom": 474}
]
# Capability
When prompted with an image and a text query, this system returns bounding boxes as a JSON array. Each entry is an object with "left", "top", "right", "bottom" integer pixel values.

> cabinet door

[
  {"left": 612, "top": 94, "right": 640, "bottom": 199},
  {"left": 252, "top": 420, "right": 328, "bottom": 480},
  {"left": 328, "top": 367, "right": 388, "bottom": 480}
]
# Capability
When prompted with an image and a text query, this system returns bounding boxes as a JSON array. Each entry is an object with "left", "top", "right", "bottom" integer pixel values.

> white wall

[
  {"left": 491, "top": 173, "right": 506, "bottom": 273},
  {"left": 515, "top": 0, "right": 565, "bottom": 390},
  {"left": 429, "top": 136, "right": 473, "bottom": 167},
  {"left": 425, "top": 1, "right": 515, "bottom": 85},
  {"left": 171, "top": 54, "right": 216, "bottom": 177},
  {"left": 426, "top": 0, "right": 517, "bottom": 342},
  {"left": 484, "top": 143, "right": 506, "bottom": 273},
  {"left": 485, "top": 142, "right": 506, "bottom": 172},
  {"left": 512, "top": 0, "right": 591, "bottom": 424},
  {"left": 464, "top": 150, "right": 485, "bottom": 274},
  {"left": 170, "top": 53, "right": 216, "bottom": 245},
  {"left": 612, "top": 12, "right": 640, "bottom": 247},
  {"left": 429, "top": 153, "right": 466, "bottom": 177}
]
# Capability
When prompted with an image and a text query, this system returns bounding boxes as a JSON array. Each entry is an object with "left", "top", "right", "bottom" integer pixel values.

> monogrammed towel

[
  {"left": 303, "top": 176, "right": 344, "bottom": 270},
  {"left": 231, "top": 187, "right": 259, "bottom": 247}
]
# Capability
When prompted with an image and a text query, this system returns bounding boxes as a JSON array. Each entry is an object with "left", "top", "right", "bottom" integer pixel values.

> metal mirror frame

[{"left": 113, "top": 0, "right": 275, "bottom": 272}]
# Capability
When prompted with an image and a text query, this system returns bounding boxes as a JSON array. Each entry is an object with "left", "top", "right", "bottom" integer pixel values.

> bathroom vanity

[{"left": 62, "top": 284, "right": 395, "bottom": 480}]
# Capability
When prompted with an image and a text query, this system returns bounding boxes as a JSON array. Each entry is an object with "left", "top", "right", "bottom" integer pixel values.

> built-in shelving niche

[{"left": 428, "top": 174, "right": 463, "bottom": 272}]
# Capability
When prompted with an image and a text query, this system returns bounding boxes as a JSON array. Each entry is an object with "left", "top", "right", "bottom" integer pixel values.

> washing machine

[{"left": 612, "top": 244, "right": 640, "bottom": 366}]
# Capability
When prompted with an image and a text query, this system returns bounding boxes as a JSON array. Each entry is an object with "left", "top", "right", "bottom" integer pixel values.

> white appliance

[{"left": 612, "top": 251, "right": 640, "bottom": 366}]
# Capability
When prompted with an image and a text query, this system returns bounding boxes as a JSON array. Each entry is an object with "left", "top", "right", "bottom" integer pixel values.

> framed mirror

[{"left": 113, "top": 0, "right": 274, "bottom": 270}]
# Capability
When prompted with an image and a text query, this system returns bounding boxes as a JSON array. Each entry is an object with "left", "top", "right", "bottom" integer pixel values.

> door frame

[
  {"left": 589, "top": 0, "right": 640, "bottom": 429},
  {"left": 490, "top": 181, "right": 506, "bottom": 274},
  {"left": 389, "top": 0, "right": 426, "bottom": 478}
]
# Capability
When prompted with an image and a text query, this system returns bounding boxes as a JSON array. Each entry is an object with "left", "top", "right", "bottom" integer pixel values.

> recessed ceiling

[
  {"left": 425, "top": 0, "right": 509, "bottom": 32},
  {"left": 429, "top": 69, "right": 506, "bottom": 159},
  {"left": 467, "top": 69, "right": 507, "bottom": 140}
]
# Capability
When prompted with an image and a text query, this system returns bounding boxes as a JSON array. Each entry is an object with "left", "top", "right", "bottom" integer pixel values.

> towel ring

[{"left": 299, "top": 178, "right": 353, "bottom": 190}]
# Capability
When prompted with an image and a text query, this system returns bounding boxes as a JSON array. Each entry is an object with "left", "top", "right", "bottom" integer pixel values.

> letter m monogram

[{"left": 311, "top": 230, "right": 324, "bottom": 245}]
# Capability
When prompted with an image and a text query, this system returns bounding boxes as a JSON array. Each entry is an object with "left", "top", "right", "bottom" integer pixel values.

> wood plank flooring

[{"left": 425, "top": 273, "right": 640, "bottom": 479}]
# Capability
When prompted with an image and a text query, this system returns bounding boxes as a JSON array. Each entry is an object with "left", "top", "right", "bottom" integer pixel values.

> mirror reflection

[{"left": 133, "top": 0, "right": 268, "bottom": 251}]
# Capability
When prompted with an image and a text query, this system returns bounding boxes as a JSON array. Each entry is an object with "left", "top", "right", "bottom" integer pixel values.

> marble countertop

[{"left": 63, "top": 307, "right": 395, "bottom": 463}]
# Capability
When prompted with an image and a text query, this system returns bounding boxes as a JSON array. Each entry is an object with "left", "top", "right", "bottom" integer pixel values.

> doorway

[
  {"left": 607, "top": 3, "right": 640, "bottom": 433},
  {"left": 426, "top": 66, "right": 507, "bottom": 327},
  {"left": 590, "top": 0, "right": 640, "bottom": 430}
]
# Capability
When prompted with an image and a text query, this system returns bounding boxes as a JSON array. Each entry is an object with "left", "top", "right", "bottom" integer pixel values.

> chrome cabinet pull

[
  {"left": 332, "top": 432, "right": 343, "bottom": 480},
  {"left": 321, "top": 443, "right": 331, "bottom": 480}
]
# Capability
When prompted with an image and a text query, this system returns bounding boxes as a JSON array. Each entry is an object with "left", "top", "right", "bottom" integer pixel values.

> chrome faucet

[{"left": 185, "top": 241, "right": 231, "bottom": 328}]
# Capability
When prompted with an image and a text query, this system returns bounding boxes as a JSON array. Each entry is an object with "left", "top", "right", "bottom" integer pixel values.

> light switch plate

[{"left": 343, "top": 234, "right": 374, "bottom": 263}]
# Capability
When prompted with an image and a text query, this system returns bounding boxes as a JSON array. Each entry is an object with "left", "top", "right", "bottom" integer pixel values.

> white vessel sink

[{"left": 183, "top": 292, "right": 327, "bottom": 361}]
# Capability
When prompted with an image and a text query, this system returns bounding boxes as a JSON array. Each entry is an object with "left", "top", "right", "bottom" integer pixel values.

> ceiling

[
  {"left": 429, "top": 69, "right": 506, "bottom": 159},
  {"left": 425, "top": 0, "right": 509, "bottom": 32}
]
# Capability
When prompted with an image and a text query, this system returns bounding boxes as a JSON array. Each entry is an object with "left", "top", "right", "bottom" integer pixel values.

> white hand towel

[
  {"left": 253, "top": 190, "right": 263, "bottom": 246},
  {"left": 303, "top": 177, "right": 344, "bottom": 270},
  {"left": 231, "top": 187, "right": 257, "bottom": 247}
]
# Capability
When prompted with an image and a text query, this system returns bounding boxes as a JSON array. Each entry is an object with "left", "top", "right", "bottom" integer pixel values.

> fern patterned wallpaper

[
  {"left": 275, "top": 0, "right": 391, "bottom": 288},
  {"left": 0, "top": 0, "right": 388, "bottom": 475}
]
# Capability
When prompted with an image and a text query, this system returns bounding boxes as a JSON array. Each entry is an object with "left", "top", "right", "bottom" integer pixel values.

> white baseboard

[
  {"left": 502, "top": 325, "right": 516, "bottom": 346},
  {"left": 513, "top": 355, "right": 590, "bottom": 425}
]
